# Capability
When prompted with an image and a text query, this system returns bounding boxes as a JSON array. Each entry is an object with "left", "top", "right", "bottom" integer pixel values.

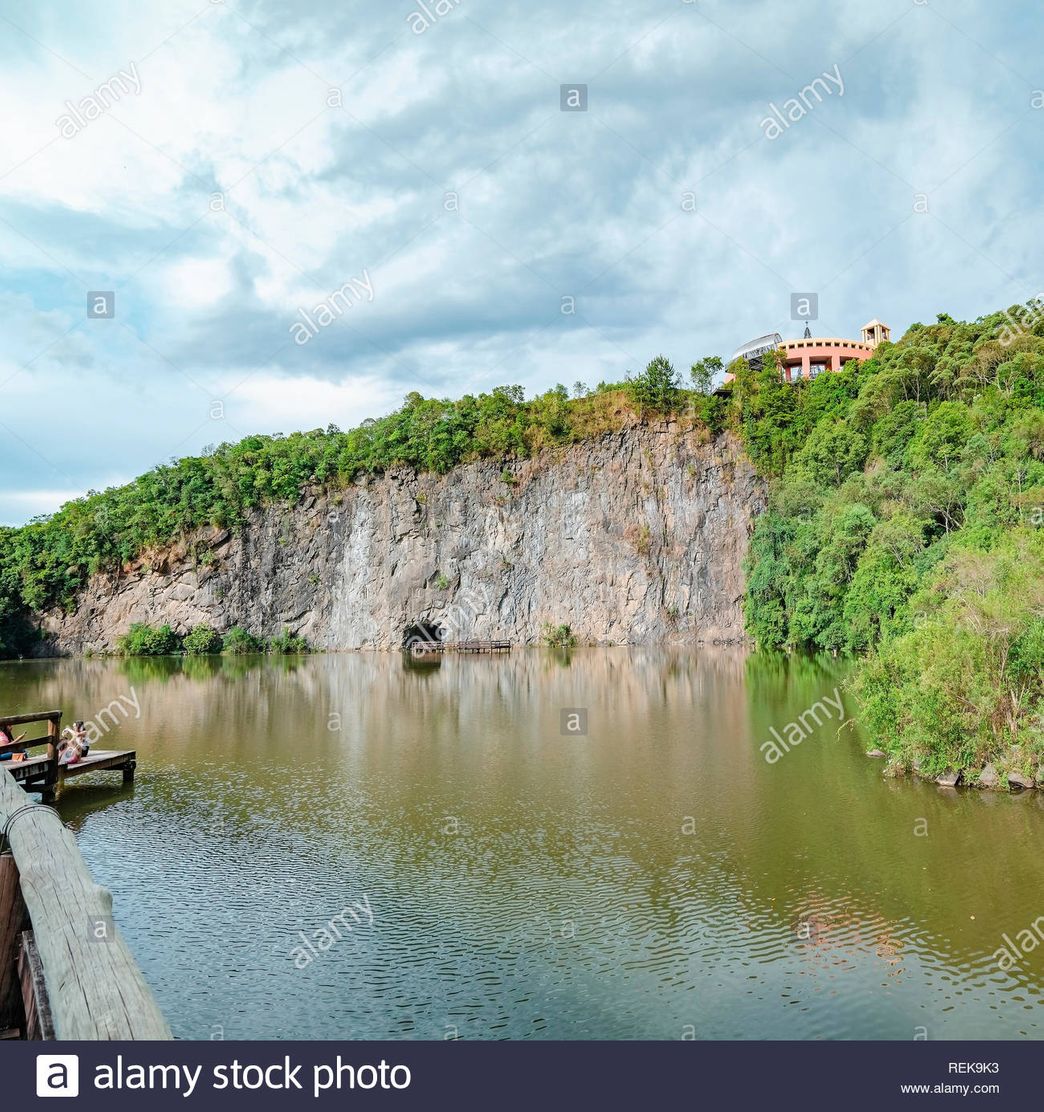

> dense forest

[
  {"left": 735, "top": 303, "right": 1044, "bottom": 783},
  {"left": 1, "top": 302, "right": 1042, "bottom": 783}
]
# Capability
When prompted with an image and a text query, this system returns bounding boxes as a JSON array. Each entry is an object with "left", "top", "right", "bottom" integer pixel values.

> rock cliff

[{"left": 39, "top": 422, "right": 764, "bottom": 653}]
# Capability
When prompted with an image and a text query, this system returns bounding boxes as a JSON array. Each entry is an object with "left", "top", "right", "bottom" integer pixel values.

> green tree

[
  {"left": 793, "top": 421, "right": 868, "bottom": 487},
  {"left": 627, "top": 356, "right": 681, "bottom": 413},
  {"left": 689, "top": 356, "right": 722, "bottom": 395}
]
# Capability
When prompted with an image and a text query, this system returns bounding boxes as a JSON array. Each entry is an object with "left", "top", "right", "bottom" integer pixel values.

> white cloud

[
  {"left": 160, "top": 256, "right": 234, "bottom": 310},
  {"left": 220, "top": 370, "right": 402, "bottom": 432},
  {"left": 0, "top": 0, "right": 1037, "bottom": 524}
]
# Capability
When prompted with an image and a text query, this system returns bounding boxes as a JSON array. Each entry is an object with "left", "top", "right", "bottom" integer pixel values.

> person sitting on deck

[
  {"left": 58, "top": 721, "right": 90, "bottom": 765},
  {"left": 0, "top": 724, "right": 27, "bottom": 761}
]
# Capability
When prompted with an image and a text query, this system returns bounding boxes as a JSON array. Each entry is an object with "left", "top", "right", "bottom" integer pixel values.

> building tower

[{"left": 860, "top": 319, "right": 891, "bottom": 348}]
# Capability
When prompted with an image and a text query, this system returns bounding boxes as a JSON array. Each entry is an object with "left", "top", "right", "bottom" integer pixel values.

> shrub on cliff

[
  {"left": 117, "top": 623, "right": 181, "bottom": 656},
  {"left": 268, "top": 629, "right": 310, "bottom": 654},
  {"left": 222, "top": 627, "right": 263, "bottom": 655},
  {"left": 541, "top": 623, "right": 577, "bottom": 649},
  {"left": 0, "top": 552, "right": 36, "bottom": 657},
  {"left": 183, "top": 625, "right": 223, "bottom": 655}
]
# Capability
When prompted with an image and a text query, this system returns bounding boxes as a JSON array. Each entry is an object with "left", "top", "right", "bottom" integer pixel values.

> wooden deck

[{"left": 1, "top": 711, "right": 135, "bottom": 801}]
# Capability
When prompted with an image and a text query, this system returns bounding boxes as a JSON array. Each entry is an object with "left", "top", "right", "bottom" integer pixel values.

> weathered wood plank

[
  {"left": 0, "top": 854, "right": 27, "bottom": 1031},
  {"left": 18, "top": 932, "right": 54, "bottom": 1040},
  {"left": 60, "top": 751, "right": 136, "bottom": 780},
  {"left": 0, "top": 768, "right": 171, "bottom": 1039},
  {"left": 2, "top": 756, "right": 52, "bottom": 782}
]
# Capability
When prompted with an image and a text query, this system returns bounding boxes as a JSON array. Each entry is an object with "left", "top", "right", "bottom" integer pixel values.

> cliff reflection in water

[{"left": 1, "top": 650, "right": 1041, "bottom": 1040}]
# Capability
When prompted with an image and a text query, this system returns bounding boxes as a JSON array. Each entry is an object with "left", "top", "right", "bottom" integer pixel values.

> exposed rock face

[{"left": 38, "top": 423, "right": 765, "bottom": 654}]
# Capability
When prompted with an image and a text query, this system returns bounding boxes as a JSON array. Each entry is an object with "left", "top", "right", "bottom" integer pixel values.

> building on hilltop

[
  {"left": 730, "top": 332, "right": 784, "bottom": 369},
  {"left": 723, "top": 318, "right": 891, "bottom": 385},
  {"left": 860, "top": 319, "right": 891, "bottom": 346}
]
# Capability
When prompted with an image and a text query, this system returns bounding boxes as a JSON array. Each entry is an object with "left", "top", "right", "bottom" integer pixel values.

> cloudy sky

[{"left": 0, "top": 0, "right": 1040, "bottom": 524}]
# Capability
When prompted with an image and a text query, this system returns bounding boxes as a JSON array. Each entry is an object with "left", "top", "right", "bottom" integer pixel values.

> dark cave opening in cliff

[{"left": 402, "top": 620, "right": 444, "bottom": 649}]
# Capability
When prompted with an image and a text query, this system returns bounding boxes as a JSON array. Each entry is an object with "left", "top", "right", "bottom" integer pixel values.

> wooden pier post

[
  {"left": 0, "top": 768, "right": 171, "bottom": 1039},
  {"left": 42, "top": 713, "right": 60, "bottom": 804}
]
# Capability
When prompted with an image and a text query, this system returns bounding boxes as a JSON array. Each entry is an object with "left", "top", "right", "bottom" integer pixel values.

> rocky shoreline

[{"left": 867, "top": 749, "right": 1041, "bottom": 792}]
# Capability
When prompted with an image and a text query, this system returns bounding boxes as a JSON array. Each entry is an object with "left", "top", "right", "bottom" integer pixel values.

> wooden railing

[
  {"left": 0, "top": 710, "right": 61, "bottom": 759},
  {"left": 0, "top": 767, "right": 171, "bottom": 1039},
  {"left": 0, "top": 712, "right": 61, "bottom": 804}
]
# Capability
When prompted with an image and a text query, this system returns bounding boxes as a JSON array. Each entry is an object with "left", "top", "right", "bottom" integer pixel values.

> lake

[{"left": 2, "top": 650, "right": 1042, "bottom": 1040}]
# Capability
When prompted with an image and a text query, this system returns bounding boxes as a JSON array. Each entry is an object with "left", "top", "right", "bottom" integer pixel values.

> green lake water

[{"left": 2, "top": 650, "right": 1041, "bottom": 1040}]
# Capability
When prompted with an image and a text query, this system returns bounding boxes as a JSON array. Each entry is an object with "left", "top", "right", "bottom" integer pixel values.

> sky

[{"left": 0, "top": 0, "right": 1041, "bottom": 525}]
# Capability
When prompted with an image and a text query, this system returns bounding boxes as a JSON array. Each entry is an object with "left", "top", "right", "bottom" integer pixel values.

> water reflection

[
  {"left": 401, "top": 651, "right": 442, "bottom": 676},
  {"left": 0, "top": 649, "right": 1040, "bottom": 1040}
]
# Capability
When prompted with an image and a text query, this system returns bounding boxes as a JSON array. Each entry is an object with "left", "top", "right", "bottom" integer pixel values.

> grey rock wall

[{"left": 38, "top": 423, "right": 765, "bottom": 653}]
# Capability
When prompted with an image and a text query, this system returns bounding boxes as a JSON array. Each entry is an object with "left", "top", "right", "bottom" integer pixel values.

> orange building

[{"left": 724, "top": 319, "right": 890, "bottom": 384}]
